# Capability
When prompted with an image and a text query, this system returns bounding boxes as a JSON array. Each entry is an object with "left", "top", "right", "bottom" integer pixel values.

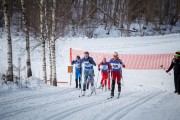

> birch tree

[
  {"left": 40, "top": 0, "right": 47, "bottom": 83},
  {"left": 51, "top": 0, "right": 57, "bottom": 86},
  {"left": 45, "top": 0, "right": 52, "bottom": 84},
  {"left": 21, "top": 0, "right": 32, "bottom": 78},
  {"left": 2, "top": 0, "right": 13, "bottom": 81}
]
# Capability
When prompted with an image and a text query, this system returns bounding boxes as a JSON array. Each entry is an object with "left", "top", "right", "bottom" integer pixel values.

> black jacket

[{"left": 167, "top": 58, "right": 180, "bottom": 74}]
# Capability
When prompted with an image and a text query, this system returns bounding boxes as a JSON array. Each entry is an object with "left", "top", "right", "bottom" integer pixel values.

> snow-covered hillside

[{"left": 0, "top": 33, "right": 180, "bottom": 120}]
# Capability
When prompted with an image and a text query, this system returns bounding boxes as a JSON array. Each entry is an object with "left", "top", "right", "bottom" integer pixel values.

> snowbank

[
  {"left": 0, "top": 76, "right": 53, "bottom": 92},
  {"left": 26, "top": 76, "right": 52, "bottom": 89},
  {"left": 0, "top": 80, "right": 18, "bottom": 91}
]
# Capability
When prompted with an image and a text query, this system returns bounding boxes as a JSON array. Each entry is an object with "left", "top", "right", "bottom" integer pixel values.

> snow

[{"left": 0, "top": 32, "right": 180, "bottom": 120}]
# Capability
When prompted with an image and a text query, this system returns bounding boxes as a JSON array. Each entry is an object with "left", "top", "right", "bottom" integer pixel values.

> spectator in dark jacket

[{"left": 166, "top": 51, "right": 180, "bottom": 95}]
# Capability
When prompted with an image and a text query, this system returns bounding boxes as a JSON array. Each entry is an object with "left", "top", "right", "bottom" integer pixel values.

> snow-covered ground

[{"left": 0, "top": 33, "right": 180, "bottom": 120}]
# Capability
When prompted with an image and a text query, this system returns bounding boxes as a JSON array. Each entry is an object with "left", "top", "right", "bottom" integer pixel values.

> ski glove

[{"left": 89, "top": 60, "right": 92, "bottom": 64}]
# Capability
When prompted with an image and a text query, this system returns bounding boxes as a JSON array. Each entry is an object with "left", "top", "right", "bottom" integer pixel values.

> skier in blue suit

[
  {"left": 81, "top": 51, "right": 96, "bottom": 96},
  {"left": 71, "top": 55, "right": 82, "bottom": 89}
]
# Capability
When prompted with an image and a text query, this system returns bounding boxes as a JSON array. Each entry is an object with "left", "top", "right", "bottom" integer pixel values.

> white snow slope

[{"left": 0, "top": 33, "right": 180, "bottom": 120}]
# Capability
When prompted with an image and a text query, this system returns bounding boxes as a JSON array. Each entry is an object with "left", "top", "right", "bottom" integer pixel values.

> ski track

[
  {"left": 0, "top": 93, "right": 80, "bottom": 119},
  {"left": 0, "top": 88, "right": 74, "bottom": 106},
  {"left": 104, "top": 90, "right": 167, "bottom": 120},
  {"left": 0, "top": 89, "right": 105, "bottom": 119},
  {"left": 45, "top": 92, "right": 137, "bottom": 120}
]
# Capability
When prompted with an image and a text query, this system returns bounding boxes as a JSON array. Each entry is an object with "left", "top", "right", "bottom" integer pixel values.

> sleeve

[
  {"left": 167, "top": 59, "right": 175, "bottom": 72},
  {"left": 81, "top": 58, "right": 84, "bottom": 63},
  {"left": 90, "top": 58, "right": 96, "bottom": 66},
  {"left": 120, "top": 59, "right": 125, "bottom": 67},
  {"left": 71, "top": 60, "right": 75, "bottom": 65}
]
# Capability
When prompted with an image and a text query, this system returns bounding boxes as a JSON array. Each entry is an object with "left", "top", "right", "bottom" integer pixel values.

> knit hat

[
  {"left": 76, "top": 55, "right": 81, "bottom": 60},
  {"left": 175, "top": 50, "right": 180, "bottom": 57},
  {"left": 84, "top": 51, "right": 89, "bottom": 55}
]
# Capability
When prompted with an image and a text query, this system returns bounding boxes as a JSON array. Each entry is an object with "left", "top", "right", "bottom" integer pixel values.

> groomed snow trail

[{"left": 0, "top": 34, "right": 180, "bottom": 120}]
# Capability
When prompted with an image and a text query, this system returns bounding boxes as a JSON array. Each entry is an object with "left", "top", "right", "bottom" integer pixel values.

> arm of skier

[
  {"left": 98, "top": 63, "right": 101, "bottom": 71},
  {"left": 71, "top": 60, "right": 75, "bottom": 65},
  {"left": 89, "top": 58, "right": 96, "bottom": 66},
  {"left": 166, "top": 59, "right": 174, "bottom": 73},
  {"left": 120, "top": 59, "right": 125, "bottom": 68}
]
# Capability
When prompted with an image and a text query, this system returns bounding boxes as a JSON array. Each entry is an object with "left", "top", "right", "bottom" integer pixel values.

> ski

[
  {"left": 88, "top": 91, "right": 94, "bottom": 97},
  {"left": 107, "top": 96, "right": 114, "bottom": 99}
]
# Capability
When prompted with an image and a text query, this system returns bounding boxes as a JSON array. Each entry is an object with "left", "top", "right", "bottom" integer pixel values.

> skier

[
  {"left": 81, "top": 51, "right": 96, "bottom": 96},
  {"left": 71, "top": 55, "right": 82, "bottom": 89},
  {"left": 98, "top": 57, "right": 111, "bottom": 91},
  {"left": 109, "top": 52, "right": 125, "bottom": 98},
  {"left": 166, "top": 51, "right": 180, "bottom": 95}
]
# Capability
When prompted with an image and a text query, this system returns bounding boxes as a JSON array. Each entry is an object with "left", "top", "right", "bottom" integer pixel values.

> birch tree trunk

[
  {"left": 44, "top": 1, "right": 52, "bottom": 84},
  {"left": 21, "top": 0, "right": 32, "bottom": 78},
  {"left": 113, "top": 0, "right": 119, "bottom": 26},
  {"left": 40, "top": 0, "right": 47, "bottom": 83},
  {"left": 3, "top": 0, "right": 13, "bottom": 81},
  {"left": 51, "top": 0, "right": 57, "bottom": 86}
]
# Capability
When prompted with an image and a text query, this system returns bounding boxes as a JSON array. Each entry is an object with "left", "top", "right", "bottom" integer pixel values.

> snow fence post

[
  {"left": 70, "top": 48, "right": 72, "bottom": 63},
  {"left": 68, "top": 66, "right": 73, "bottom": 86}
]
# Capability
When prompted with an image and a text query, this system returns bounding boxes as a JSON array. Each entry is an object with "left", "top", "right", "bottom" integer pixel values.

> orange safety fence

[{"left": 70, "top": 48, "right": 174, "bottom": 69}]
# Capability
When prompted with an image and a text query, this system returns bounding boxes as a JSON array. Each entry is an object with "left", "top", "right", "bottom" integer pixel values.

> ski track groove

[
  {"left": 0, "top": 90, "right": 105, "bottom": 119},
  {"left": 45, "top": 92, "right": 136, "bottom": 120},
  {"left": 104, "top": 90, "right": 167, "bottom": 120},
  {"left": 0, "top": 89, "right": 74, "bottom": 106},
  {"left": 0, "top": 95, "right": 80, "bottom": 119}
]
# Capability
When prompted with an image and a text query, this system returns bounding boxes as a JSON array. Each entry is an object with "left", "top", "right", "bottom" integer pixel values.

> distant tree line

[{"left": 0, "top": 0, "right": 179, "bottom": 37}]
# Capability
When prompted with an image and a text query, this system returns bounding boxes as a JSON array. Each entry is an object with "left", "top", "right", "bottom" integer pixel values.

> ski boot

[
  {"left": 117, "top": 92, "right": 120, "bottom": 99},
  {"left": 82, "top": 91, "right": 85, "bottom": 96},
  {"left": 105, "top": 86, "right": 107, "bottom": 91},
  {"left": 110, "top": 92, "right": 114, "bottom": 98}
]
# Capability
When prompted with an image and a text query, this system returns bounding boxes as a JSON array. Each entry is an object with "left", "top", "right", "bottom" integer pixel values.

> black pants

[
  {"left": 75, "top": 78, "right": 81, "bottom": 89},
  {"left": 174, "top": 72, "right": 180, "bottom": 93},
  {"left": 111, "top": 80, "right": 121, "bottom": 96}
]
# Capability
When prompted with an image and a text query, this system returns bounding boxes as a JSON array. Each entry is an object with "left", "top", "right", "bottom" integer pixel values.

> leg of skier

[
  {"left": 108, "top": 72, "right": 111, "bottom": 90},
  {"left": 111, "top": 80, "right": 115, "bottom": 98},
  {"left": 177, "top": 74, "right": 180, "bottom": 95},
  {"left": 83, "top": 70, "right": 88, "bottom": 96},
  {"left": 75, "top": 71, "right": 78, "bottom": 89},
  {"left": 89, "top": 70, "right": 95, "bottom": 95},
  {"left": 117, "top": 71, "right": 121, "bottom": 98},
  {"left": 104, "top": 72, "right": 108, "bottom": 91},
  {"left": 174, "top": 73, "right": 178, "bottom": 93},
  {"left": 101, "top": 72, "right": 105, "bottom": 90}
]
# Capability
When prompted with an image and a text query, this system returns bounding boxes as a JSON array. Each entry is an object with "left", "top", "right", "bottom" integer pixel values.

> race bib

[
  {"left": 100, "top": 65, "right": 108, "bottom": 70},
  {"left": 83, "top": 61, "right": 92, "bottom": 67},
  {"left": 111, "top": 63, "right": 121, "bottom": 69}
]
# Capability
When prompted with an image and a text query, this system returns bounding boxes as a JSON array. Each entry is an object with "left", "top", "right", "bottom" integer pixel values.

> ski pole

[
  {"left": 160, "top": 65, "right": 171, "bottom": 75},
  {"left": 95, "top": 71, "right": 100, "bottom": 88}
]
